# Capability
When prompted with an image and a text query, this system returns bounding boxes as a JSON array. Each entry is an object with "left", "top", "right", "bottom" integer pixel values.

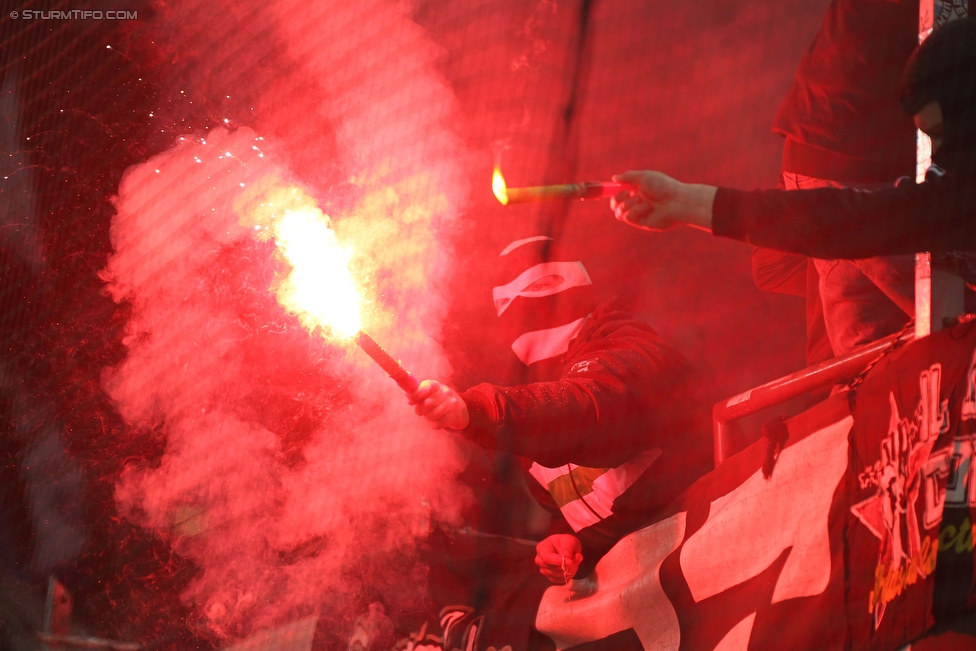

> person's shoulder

[
  {"left": 572, "top": 298, "right": 687, "bottom": 364},
  {"left": 579, "top": 298, "right": 657, "bottom": 340}
]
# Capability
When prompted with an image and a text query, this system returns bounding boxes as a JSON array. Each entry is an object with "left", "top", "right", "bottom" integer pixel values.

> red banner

[{"left": 536, "top": 322, "right": 976, "bottom": 650}]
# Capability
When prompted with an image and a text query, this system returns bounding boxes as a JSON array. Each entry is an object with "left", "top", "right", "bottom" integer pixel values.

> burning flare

[
  {"left": 273, "top": 208, "right": 362, "bottom": 338},
  {"left": 237, "top": 179, "right": 418, "bottom": 391},
  {"left": 240, "top": 183, "right": 362, "bottom": 339},
  {"left": 492, "top": 167, "right": 509, "bottom": 206},
  {"left": 492, "top": 165, "right": 634, "bottom": 205}
]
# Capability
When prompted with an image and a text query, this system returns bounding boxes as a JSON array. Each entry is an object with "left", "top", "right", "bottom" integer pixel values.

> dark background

[{"left": 0, "top": 0, "right": 831, "bottom": 647}]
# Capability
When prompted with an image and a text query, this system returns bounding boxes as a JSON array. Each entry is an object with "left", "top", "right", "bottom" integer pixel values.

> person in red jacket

[
  {"left": 410, "top": 235, "right": 711, "bottom": 650},
  {"left": 755, "top": 0, "right": 919, "bottom": 362},
  {"left": 608, "top": 17, "right": 976, "bottom": 262}
]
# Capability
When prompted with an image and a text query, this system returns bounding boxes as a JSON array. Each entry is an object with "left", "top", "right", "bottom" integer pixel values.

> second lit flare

[{"left": 492, "top": 167, "right": 633, "bottom": 205}]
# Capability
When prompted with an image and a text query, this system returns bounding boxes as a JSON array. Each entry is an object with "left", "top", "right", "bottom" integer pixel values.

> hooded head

[
  {"left": 901, "top": 17, "right": 976, "bottom": 174},
  {"left": 491, "top": 236, "right": 597, "bottom": 368}
]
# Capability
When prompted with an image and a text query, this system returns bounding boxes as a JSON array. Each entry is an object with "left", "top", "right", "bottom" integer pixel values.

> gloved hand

[{"left": 407, "top": 380, "right": 470, "bottom": 430}]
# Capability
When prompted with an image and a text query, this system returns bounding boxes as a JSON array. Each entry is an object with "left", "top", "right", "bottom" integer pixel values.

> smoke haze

[
  {"left": 0, "top": 0, "right": 844, "bottom": 645},
  {"left": 102, "top": 0, "right": 472, "bottom": 639}
]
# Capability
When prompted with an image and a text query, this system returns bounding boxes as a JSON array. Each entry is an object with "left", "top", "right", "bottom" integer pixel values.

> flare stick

[
  {"left": 355, "top": 330, "right": 420, "bottom": 392},
  {"left": 498, "top": 181, "right": 633, "bottom": 205}
]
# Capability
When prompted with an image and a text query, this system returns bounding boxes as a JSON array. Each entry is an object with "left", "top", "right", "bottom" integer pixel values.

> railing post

[
  {"left": 915, "top": 253, "right": 966, "bottom": 338},
  {"left": 713, "top": 410, "right": 731, "bottom": 468},
  {"left": 915, "top": 252, "right": 932, "bottom": 338},
  {"left": 914, "top": 0, "right": 968, "bottom": 339}
]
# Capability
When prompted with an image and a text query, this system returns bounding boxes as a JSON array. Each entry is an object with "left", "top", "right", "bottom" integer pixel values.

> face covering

[
  {"left": 901, "top": 17, "right": 976, "bottom": 175},
  {"left": 492, "top": 236, "right": 597, "bottom": 367}
]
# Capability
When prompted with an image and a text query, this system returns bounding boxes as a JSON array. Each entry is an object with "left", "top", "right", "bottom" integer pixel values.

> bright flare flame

[
  {"left": 273, "top": 207, "right": 362, "bottom": 338},
  {"left": 492, "top": 167, "right": 509, "bottom": 206},
  {"left": 240, "top": 182, "right": 362, "bottom": 339}
]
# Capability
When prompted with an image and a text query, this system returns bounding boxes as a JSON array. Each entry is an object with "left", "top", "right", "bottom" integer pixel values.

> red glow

[
  {"left": 101, "top": 0, "right": 471, "bottom": 638},
  {"left": 240, "top": 183, "right": 363, "bottom": 339}
]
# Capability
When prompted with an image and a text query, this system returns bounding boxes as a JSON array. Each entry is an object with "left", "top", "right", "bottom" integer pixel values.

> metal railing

[{"left": 711, "top": 329, "right": 915, "bottom": 467}]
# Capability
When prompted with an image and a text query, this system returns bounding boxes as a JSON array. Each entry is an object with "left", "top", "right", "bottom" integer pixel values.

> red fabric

[
  {"left": 772, "top": 0, "right": 917, "bottom": 180},
  {"left": 652, "top": 393, "right": 852, "bottom": 651},
  {"left": 844, "top": 324, "right": 976, "bottom": 648},
  {"left": 532, "top": 321, "right": 976, "bottom": 651}
]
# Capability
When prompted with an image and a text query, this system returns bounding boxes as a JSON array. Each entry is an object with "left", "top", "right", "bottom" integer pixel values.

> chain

[{"left": 844, "top": 318, "right": 916, "bottom": 394}]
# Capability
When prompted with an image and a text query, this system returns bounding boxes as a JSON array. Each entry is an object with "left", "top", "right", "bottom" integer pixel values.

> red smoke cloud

[{"left": 103, "top": 0, "right": 472, "bottom": 640}]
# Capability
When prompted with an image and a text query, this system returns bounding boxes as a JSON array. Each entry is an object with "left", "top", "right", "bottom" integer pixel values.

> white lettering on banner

[
  {"left": 680, "top": 417, "right": 852, "bottom": 605},
  {"left": 950, "top": 348, "right": 976, "bottom": 508},
  {"left": 922, "top": 448, "right": 952, "bottom": 530},
  {"left": 535, "top": 512, "right": 686, "bottom": 651},
  {"left": 919, "top": 364, "right": 948, "bottom": 443},
  {"left": 947, "top": 434, "right": 976, "bottom": 507},
  {"left": 922, "top": 434, "right": 976, "bottom": 528},
  {"left": 850, "top": 364, "right": 950, "bottom": 628},
  {"left": 960, "top": 347, "right": 976, "bottom": 421}
]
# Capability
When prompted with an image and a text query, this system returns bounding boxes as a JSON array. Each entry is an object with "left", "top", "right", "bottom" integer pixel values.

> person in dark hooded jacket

[{"left": 409, "top": 235, "right": 711, "bottom": 651}]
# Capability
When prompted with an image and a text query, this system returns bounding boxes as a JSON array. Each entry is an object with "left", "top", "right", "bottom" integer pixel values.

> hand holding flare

[
  {"left": 609, "top": 170, "right": 717, "bottom": 232},
  {"left": 407, "top": 380, "right": 469, "bottom": 430}
]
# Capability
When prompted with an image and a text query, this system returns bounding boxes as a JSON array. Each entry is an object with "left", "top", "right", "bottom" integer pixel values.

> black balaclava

[
  {"left": 901, "top": 17, "right": 976, "bottom": 175},
  {"left": 491, "top": 236, "right": 597, "bottom": 371}
]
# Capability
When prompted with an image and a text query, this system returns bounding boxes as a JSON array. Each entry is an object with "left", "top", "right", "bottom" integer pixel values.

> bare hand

[
  {"left": 407, "top": 380, "right": 470, "bottom": 430},
  {"left": 610, "top": 170, "right": 716, "bottom": 232},
  {"left": 535, "top": 534, "right": 583, "bottom": 584}
]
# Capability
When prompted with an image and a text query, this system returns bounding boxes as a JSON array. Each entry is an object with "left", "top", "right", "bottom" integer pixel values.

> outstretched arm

[
  {"left": 609, "top": 168, "right": 976, "bottom": 259},
  {"left": 708, "top": 176, "right": 976, "bottom": 258}
]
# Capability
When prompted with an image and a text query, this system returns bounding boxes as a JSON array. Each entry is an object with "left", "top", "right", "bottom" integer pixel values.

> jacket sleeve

[
  {"left": 456, "top": 324, "right": 692, "bottom": 469},
  {"left": 712, "top": 173, "right": 976, "bottom": 259}
]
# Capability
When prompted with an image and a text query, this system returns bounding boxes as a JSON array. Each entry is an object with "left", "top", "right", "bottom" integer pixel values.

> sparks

[
  {"left": 238, "top": 182, "right": 419, "bottom": 390},
  {"left": 273, "top": 207, "right": 362, "bottom": 338},
  {"left": 242, "top": 185, "right": 362, "bottom": 339}
]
